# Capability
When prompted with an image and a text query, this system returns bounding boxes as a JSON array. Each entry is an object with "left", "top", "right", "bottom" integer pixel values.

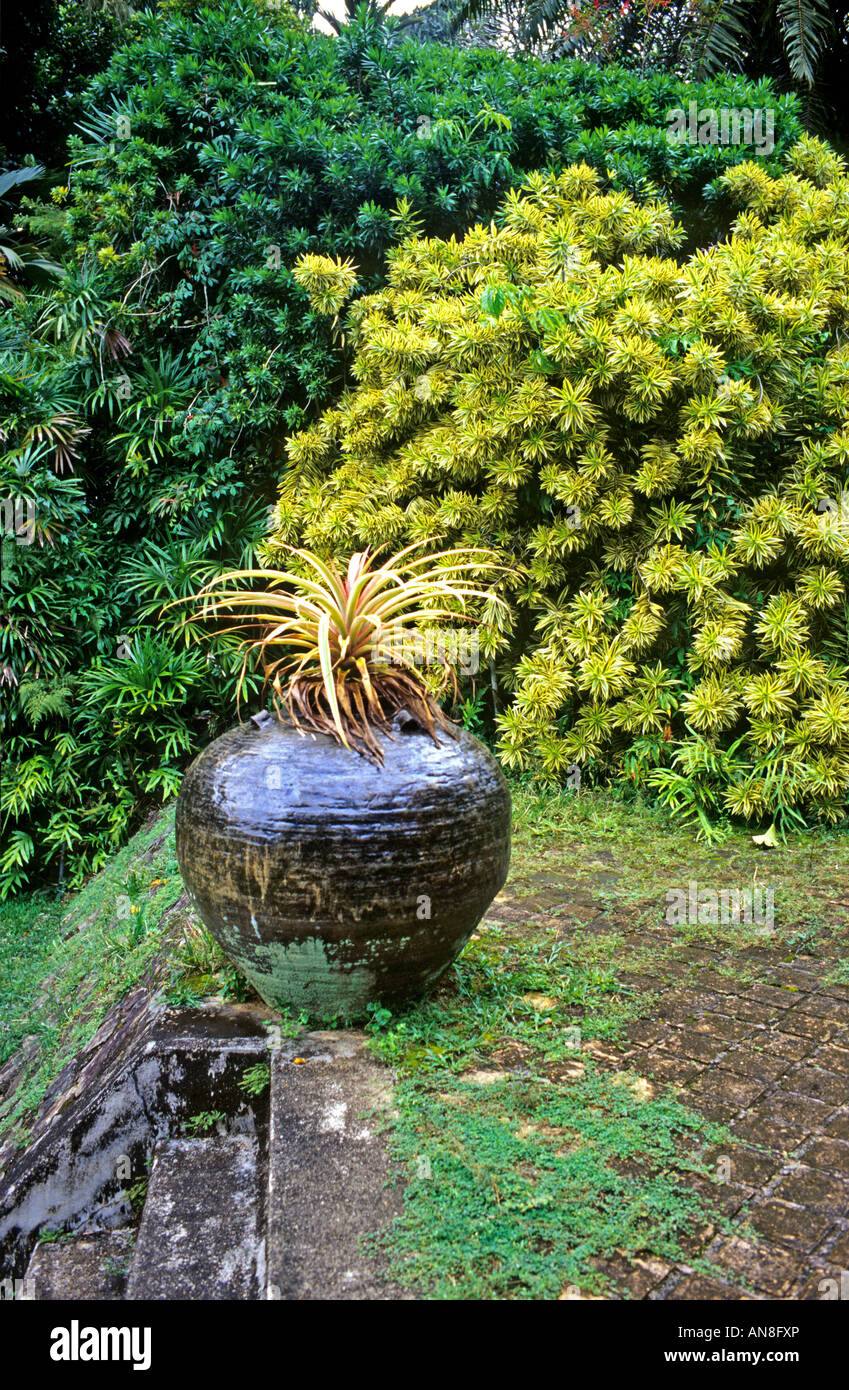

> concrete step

[
  {"left": 125, "top": 1135, "right": 264, "bottom": 1300},
  {"left": 24, "top": 1228, "right": 135, "bottom": 1300},
  {"left": 266, "top": 1032, "right": 407, "bottom": 1300}
]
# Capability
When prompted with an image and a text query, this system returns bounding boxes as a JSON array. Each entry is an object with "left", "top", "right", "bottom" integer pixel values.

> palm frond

[
  {"left": 775, "top": 0, "right": 834, "bottom": 85},
  {"left": 692, "top": 0, "right": 750, "bottom": 79}
]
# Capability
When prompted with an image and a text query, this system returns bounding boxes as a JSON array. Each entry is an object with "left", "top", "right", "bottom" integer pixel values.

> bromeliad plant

[{"left": 191, "top": 544, "right": 504, "bottom": 763}]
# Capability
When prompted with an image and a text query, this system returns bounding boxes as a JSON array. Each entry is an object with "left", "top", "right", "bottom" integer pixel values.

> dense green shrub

[
  {"left": 0, "top": 0, "right": 808, "bottom": 892},
  {"left": 269, "top": 136, "right": 849, "bottom": 837}
]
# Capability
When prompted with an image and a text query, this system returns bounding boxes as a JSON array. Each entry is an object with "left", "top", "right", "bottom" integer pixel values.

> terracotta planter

[{"left": 175, "top": 715, "right": 511, "bottom": 1018}]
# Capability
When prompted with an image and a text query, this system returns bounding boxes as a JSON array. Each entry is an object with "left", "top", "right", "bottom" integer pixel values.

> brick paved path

[{"left": 487, "top": 860, "right": 849, "bottom": 1300}]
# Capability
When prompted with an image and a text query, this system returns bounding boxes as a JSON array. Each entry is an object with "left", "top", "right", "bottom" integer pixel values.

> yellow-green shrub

[{"left": 266, "top": 135, "right": 849, "bottom": 835}]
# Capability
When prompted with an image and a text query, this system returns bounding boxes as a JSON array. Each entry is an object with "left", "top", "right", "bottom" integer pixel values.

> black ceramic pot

[{"left": 175, "top": 715, "right": 511, "bottom": 1018}]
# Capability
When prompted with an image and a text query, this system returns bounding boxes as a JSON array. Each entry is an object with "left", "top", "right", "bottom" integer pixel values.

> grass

[
  {"left": 0, "top": 892, "right": 63, "bottom": 1066},
  {"left": 164, "top": 915, "right": 251, "bottom": 1007},
  {"left": 369, "top": 1074, "right": 725, "bottom": 1299},
  {"left": 0, "top": 805, "right": 186, "bottom": 1148},
  {"left": 367, "top": 930, "right": 645, "bottom": 1076},
  {"left": 509, "top": 782, "right": 849, "bottom": 958}
]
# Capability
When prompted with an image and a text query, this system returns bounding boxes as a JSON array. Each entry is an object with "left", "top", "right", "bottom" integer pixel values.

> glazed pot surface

[{"left": 175, "top": 717, "right": 511, "bottom": 1017}]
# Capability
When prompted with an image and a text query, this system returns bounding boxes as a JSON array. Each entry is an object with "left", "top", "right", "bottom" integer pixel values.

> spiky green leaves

[{"left": 189, "top": 543, "right": 505, "bottom": 762}]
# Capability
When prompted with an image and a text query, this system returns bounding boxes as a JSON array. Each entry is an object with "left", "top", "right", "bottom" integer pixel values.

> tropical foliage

[
  {"left": 453, "top": 1, "right": 849, "bottom": 140},
  {"left": 0, "top": 167, "right": 66, "bottom": 303},
  {"left": 2, "top": 0, "right": 807, "bottom": 893},
  {"left": 268, "top": 135, "right": 849, "bottom": 838}
]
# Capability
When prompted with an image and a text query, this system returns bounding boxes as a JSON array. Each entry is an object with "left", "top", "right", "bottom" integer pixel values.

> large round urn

[{"left": 175, "top": 715, "right": 511, "bottom": 1019}]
